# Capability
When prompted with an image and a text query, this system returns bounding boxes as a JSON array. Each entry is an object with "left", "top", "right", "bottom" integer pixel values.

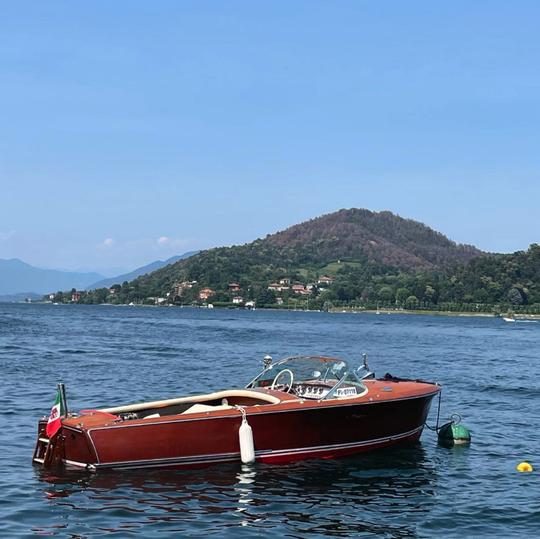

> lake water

[{"left": 0, "top": 304, "right": 539, "bottom": 537}]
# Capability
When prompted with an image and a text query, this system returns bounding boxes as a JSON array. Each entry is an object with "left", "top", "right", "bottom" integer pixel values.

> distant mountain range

[
  {"left": 86, "top": 252, "right": 198, "bottom": 290},
  {"left": 0, "top": 252, "right": 198, "bottom": 299},
  {"left": 0, "top": 259, "right": 105, "bottom": 297}
]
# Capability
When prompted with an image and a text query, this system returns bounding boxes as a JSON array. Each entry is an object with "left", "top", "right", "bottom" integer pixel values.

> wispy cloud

[
  {"left": 156, "top": 236, "right": 190, "bottom": 249},
  {"left": 0, "top": 230, "right": 15, "bottom": 242},
  {"left": 92, "top": 236, "right": 194, "bottom": 270}
]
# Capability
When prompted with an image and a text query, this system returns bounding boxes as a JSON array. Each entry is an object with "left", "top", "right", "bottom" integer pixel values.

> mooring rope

[
  {"left": 235, "top": 405, "right": 247, "bottom": 422},
  {"left": 424, "top": 388, "right": 442, "bottom": 432}
]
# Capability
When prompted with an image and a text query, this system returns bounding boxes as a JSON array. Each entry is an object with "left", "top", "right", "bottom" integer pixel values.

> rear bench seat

[{"left": 181, "top": 403, "right": 233, "bottom": 414}]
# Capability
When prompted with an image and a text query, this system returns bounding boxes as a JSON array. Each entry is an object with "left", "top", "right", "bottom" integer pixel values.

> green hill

[
  {"left": 67, "top": 209, "right": 540, "bottom": 313},
  {"left": 126, "top": 209, "right": 481, "bottom": 296}
]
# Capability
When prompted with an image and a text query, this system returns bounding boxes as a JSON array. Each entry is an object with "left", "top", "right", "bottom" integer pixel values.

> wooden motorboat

[{"left": 34, "top": 355, "right": 440, "bottom": 471}]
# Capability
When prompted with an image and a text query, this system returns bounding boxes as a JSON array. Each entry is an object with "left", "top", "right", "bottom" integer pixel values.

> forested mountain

[
  {"left": 64, "top": 209, "right": 540, "bottom": 313},
  {"left": 263, "top": 209, "right": 481, "bottom": 269},
  {"left": 141, "top": 209, "right": 479, "bottom": 282},
  {"left": 107, "top": 209, "right": 479, "bottom": 297}
]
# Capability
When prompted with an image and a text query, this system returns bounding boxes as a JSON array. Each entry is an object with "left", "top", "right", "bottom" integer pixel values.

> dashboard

[{"left": 292, "top": 383, "right": 358, "bottom": 400}]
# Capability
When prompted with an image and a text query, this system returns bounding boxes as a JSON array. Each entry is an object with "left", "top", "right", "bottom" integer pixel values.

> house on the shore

[
  {"left": 174, "top": 281, "right": 197, "bottom": 297},
  {"left": 232, "top": 296, "right": 244, "bottom": 304},
  {"left": 199, "top": 288, "right": 215, "bottom": 300},
  {"left": 71, "top": 291, "right": 81, "bottom": 302},
  {"left": 228, "top": 282, "right": 241, "bottom": 291}
]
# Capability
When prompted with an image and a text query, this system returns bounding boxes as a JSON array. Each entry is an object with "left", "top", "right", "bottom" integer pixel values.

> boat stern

[
  {"left": 33, "top": 418, "right": 64, "bottom": 468},
  {"left": 33, "top": 418, "right": 98, "bottom": 470}
]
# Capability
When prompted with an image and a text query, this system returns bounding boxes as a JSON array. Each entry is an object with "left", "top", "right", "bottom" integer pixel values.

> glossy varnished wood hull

[{"left": 58, "top": 390, "right": 438, "bottom": 470}]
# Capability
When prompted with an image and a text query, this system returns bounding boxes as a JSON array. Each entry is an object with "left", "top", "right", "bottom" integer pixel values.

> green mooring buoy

[{"left": 438, "top": 416, "right": 471, "bottom": 447}]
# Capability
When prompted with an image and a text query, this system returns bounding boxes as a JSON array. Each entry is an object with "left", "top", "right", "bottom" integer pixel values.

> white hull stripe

[{"left": 85, "top": 425, "right": 424, "bottom": 470}]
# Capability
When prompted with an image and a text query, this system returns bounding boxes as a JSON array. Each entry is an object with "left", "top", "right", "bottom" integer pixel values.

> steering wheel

[{"left": 270, "top": 369, "right": 294, "bottom": 393}]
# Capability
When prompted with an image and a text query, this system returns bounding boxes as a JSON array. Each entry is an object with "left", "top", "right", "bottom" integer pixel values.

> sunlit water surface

[{"left": 1, "top": 304, "right": 539, "bottom": 537}]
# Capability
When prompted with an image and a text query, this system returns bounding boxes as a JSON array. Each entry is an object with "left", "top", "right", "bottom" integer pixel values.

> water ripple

[{"left": 0, "top": 304, "right": 538, "bottom": 537}]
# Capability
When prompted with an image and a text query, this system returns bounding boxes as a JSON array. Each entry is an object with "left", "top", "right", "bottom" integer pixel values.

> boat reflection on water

[{"left": 35, "top": 443, "right": 438, "bottom": 537}]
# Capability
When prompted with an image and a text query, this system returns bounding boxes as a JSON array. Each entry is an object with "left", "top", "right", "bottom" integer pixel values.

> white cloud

[
  {"left": 156, "top": 236, "right": 191, "bottom": 250},
  {"left": 102, "top": 238, "right": 115, "bottom": 247},
  {"left": 0, "top": 230, "right": 15, "bottom": 242}
]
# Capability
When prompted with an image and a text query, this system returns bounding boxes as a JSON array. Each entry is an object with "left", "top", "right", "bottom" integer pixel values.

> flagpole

[{"left": 58, "top": 382, "right": 68, "bottom": 416}]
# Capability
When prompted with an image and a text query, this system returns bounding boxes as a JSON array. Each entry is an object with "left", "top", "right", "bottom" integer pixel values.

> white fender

[{"left": 238, "top": 415, "right": 255, "bottom": 464}]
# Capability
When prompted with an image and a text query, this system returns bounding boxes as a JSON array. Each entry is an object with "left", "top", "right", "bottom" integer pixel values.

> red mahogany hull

[{"left": 44, "top": 386, "right": 438, "bottom": 470}]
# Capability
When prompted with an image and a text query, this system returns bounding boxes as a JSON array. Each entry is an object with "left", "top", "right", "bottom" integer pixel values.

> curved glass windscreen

[{"left": 246, "top": 356, "right": 366, "bottom": 400}]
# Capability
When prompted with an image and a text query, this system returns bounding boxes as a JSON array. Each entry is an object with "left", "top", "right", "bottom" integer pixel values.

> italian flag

[{"left": 46, "top": 388, "right": 65, "bottom": 438}]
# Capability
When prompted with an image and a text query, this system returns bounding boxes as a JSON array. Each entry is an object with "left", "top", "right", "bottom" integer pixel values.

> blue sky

[{"left": 1, "top": 1, "right": 539, "bottom": 274}]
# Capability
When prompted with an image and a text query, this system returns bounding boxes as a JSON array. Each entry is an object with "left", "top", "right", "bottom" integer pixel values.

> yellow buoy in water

[{"left": 516, "top": 462, "right": 533, "bottom": 472}]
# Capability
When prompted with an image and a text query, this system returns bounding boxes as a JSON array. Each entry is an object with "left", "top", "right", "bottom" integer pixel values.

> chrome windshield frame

[{"left": 245, "top": 355, "right": 364, "bottom": 399}]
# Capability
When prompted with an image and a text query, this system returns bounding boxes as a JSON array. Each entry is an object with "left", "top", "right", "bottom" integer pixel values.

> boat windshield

[{"left": 246, "top": 355, "right": 366, "bottom": 400}]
